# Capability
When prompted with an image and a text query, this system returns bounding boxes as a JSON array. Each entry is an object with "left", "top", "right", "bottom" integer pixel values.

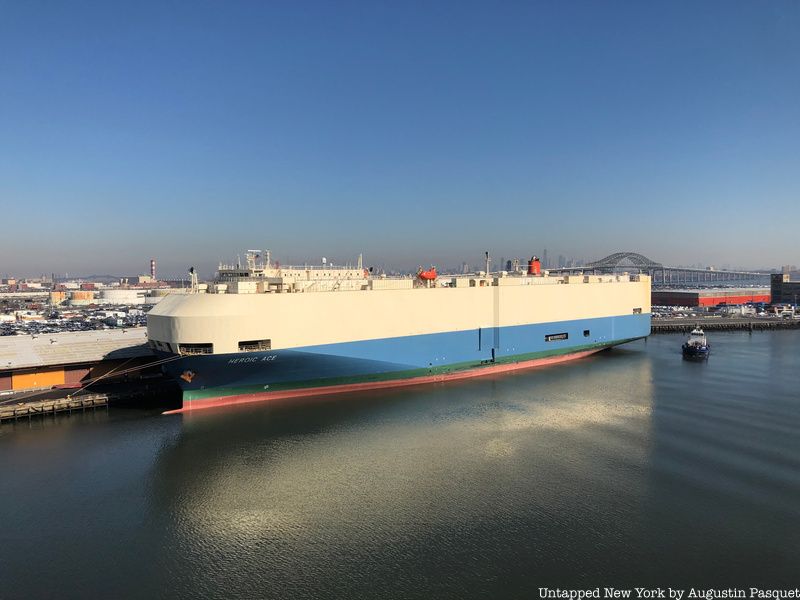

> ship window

[
  {"left": 583, "top": 330, "right": 590, "bottom": 337},
  {"left": 545, "top": 333, "right": 568, "bottom": 342},
  {"left": 633, "top": 307, "right": 642, "bottom": 314},
  {"left": 178, "top": 343, "right": 213, "bottom": 355},
  {"left": 239, "top": 339, "right": 271, "bottom": 352}
]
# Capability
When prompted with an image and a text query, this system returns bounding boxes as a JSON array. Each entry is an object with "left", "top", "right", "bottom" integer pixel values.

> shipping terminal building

[
  {"left": 0, "top": 329, "right": 154, "bottom": 394},
  {"left": 651, "top": 287, "right": 771, "bottom": 307}
]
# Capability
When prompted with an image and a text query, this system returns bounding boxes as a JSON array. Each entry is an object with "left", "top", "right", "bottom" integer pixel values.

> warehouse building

[
  {"left": 0, "top": 329, "right": 156, "bottom": 393},
  {"left": 771, "top": 274, "right": 800, "bottom": 305},
  {"left": 652, "top": 287, "right": 771, "bottom": 307}
]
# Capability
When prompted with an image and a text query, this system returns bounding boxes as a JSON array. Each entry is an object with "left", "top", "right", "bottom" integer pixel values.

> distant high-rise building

[
  {"left": 558, "top": 254, "right": 566, "bottom": 268},
  {"left": 542, "top": 249, "right": 548, "bottom": 269}
]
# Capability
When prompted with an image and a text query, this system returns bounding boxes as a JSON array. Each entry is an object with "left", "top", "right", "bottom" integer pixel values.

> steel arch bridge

[
  {"left": 580, "top": 252, "right": 768, "bottom": 287},
  {"left": 586, "top": 252, "right": 663, "bottom": 270}
]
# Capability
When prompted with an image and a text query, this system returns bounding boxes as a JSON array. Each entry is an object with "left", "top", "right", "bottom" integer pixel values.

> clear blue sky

[{"left": 1, "top": 1, "right": 798, "bottom": 277}]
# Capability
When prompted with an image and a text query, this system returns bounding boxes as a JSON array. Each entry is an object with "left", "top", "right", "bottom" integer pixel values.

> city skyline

[
  {"left": 1, "top": 2, "right": 799, "bottom": 276},
  {"left": 0, "top": 247, "right": 785, "bottom": 282},
  {"left": 0, "top": 243, "right": 792, "bottom": 280}
]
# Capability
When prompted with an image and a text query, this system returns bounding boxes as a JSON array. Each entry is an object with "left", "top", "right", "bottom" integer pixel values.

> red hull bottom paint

[{"left": 163, "top": 347, "right": 603, "bottom": 415}]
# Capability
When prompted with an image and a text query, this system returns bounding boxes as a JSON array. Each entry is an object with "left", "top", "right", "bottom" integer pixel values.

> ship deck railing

[{"left": 178, "top": 347, "right": 213, "bottom": 356}]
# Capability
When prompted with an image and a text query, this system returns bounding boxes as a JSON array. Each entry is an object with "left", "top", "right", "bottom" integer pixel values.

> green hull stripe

[{"left": 184, "top": 337, "right": 642, "bottom": 402}]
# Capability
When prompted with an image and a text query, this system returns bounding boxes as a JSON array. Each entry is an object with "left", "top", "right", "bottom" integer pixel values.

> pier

[
  {"left": 0, "top": 393, "right": 109, "bottom": 421},
  {"left": 651, "top": 317, "right": 800, "bottom": 333},
  {"left": 0, "top": 380, "right": 180, "bottom": 422}
]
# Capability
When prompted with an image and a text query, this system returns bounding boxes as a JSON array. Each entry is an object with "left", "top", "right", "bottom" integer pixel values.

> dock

[
  {"left": 0, "top": 379, "right": 180, "bottom": 422},
  {"left": 652, "top": 317, "right": 800, "bottom": 333},
  {"left": 0, "top": 393, "right": 109, "bottom": 421}
]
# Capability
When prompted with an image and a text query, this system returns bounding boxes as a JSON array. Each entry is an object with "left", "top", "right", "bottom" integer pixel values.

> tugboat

[{"left": 682, "top": 326, "right": 710, "bottom": 359}]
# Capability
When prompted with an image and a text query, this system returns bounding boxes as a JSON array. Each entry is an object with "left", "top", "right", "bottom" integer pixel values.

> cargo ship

[{"left": 147, "top": 251, "right": 651, "bottom": 412}]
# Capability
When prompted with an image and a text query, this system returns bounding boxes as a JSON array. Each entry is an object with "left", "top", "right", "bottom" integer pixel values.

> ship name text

[{"left": 228, "top": 355, "right": 277, "bottom": 364}]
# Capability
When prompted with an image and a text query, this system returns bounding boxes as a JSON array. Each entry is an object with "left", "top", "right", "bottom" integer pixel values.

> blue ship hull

[
  {"left": 682, "top": 343, "right": 710, "bottom": 359},
  {"left": 159, "top": 313, "right": 651, "bottom": 409}
]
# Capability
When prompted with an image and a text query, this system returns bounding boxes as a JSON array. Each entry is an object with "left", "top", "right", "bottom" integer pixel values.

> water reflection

[{"left": 145, "top": 349, "right": 654, "bottom": 596}]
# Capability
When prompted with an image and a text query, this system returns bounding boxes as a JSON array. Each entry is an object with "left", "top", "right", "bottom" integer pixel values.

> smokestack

[{"left": 150, "top": 258, "right": 156, "bottom": 280}]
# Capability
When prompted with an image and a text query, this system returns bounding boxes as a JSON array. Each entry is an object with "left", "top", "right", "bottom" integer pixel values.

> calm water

[{"left": 2, "top": 331, "right": 800, "bottom": 598}]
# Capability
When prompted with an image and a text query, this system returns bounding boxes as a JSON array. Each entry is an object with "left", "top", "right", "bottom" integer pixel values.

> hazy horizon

[
  {"left": 1, "top": 2, "right": 798, "bottom": 278},
  {"left": 1, "top": 246, "right": 789, "bottom": 281}
]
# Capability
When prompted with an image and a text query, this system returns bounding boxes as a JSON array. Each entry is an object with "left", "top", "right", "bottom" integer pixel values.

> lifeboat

[{"left": 417, "top": 266, "right": 437, "bottom": 281}]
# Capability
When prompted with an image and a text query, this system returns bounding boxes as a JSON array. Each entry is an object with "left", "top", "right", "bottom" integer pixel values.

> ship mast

[
  {"left": 246, "top": 250, "right": 261, "bottom": 272},
  {"left": 188, "top": 267, "right": 198, "bottom": 293}
]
